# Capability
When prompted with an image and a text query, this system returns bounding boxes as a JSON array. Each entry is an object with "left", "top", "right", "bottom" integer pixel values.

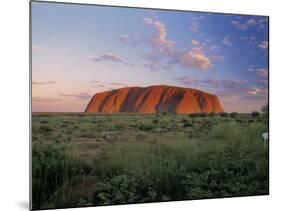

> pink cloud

[
  {"left": 178, "top": 47, "right": 212, "bottom": 70},
  {"left": 189, "top": 16, "right": 205, "bottom": 33},
  {"left": 59, "top": 92, "right": 92, "bottom": 101},
  {"left": 152, "top": 20, "right": 175, "bottom": 47},
  {"left": 143, "top": 17, "right": 153, "bottom": 26},
  {"left": 32, "top": 44, "right": 42, "bottom": 50},
  {"left": 191, "top": 39, "right": 200, "bottom": 46},
  {"left": 256, "top": 68, "right": 268, "bottom": 77},
  {"left": 142, "top": 18, "right": 222, "bottom": 71},
  {"left": 231, "top": 18, "right": 257, "bottom": 30},
  {"left": 143, "top": 18, "right": 175, "bottom": 48},
  {"left": 118, "top": 34, "right": 130, "bottom": 43},
  {"left": 258, "top": 41, "right": 268, "bottom": 49},
  {"left": 209, "top": 45, "right": 221, "bottom": 52},
  {"left": 248, "top": 66, "right": 268, "bottom": 78},
  {"left": 32, "top": 97, "right": 61, "bottom": 103},
  {"left": 32, "top": 81, "right": 56, "bottom": 85},
  {"left": 222, "top": 37, "right": 232, "bottom": 46},
  {"left": 91, "top": 53, "right": 133, "bottom": 66}
]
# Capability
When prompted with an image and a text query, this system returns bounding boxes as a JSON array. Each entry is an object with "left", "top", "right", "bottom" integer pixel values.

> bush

[
  {"left": 92, "top": 123, "right": 269, "bottom": 205},
  {"left": 236, "top": 119, "right": 242, "bottom": 123},
  {"left": 183, "top": 122, "right": 193, "bottom": 128},
  {"left": 230, "top": 112, "right": 238, "bottom": 118},
  {"left": 32, "top": 145, "right": 91, "bottom": 209},
  {"left": 251, "top": 111, "right": 260, "bottom": 118},
  {"left": 190, "top": 113, "right": 200, "bottom": 118},
  {"left": 152, "top": 119, "right": 159, "bottom": 124},
  {"left": 219, "top": 112, "right": 228, "bottom": 117},
  {"left": 181, "top": 118, "right": 188, "bottom": 123},
  {"left": 38, "top": 125, "right": 52, "bottom": 133},
  {"left": 139, "top": 124, "right": 154, "bottom": 131},
  {"left": 209, "top": 112, "right": 216, "bottom": 117},
  {"left": 261, "top": 103, "right": 268, "bottom": 113},
  {"left": 199, "top": 112, "right": 207, "bottom": 117}
]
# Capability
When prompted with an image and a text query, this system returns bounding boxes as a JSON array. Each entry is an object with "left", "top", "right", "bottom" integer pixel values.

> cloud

[
  {"left": 191, "top": 39, "right": 200, "bottom": 46},
  {"left": 143, "top": 17, "right": 153, "bottom": 26},
  {"left": 222, "top": 37, "right": 232, "bottom": 46},
  {"left": 257, "top": 18, "right": 269, "bottom": 30},
  {"left": 107, "top": 82, "right": 128, "bottom": 87},
  {"left": 142, "top": 18, "right": 222, "bottom": 71},
  {"left": 153, "top": 20, "right": 176, "bottom": 47},
  {"left": 240, "top": 86, "right": 268, "bottom": 101},
  {"left": 175, "top": 76, "right": 267, "bottom": 111},
  {"left": 59, "top": 92, "right": 92, "bottom": 101},
  {"left": 32, "top": 97, "right": 61, "bottom": 102},
  {"left": 175, "top": 76, "right": 247, "bottom": 89},
  {"left": 256, "top": 68, "right": 268, "bottom": 77},
  {"left": 210, "top": 55, "right": 225, "bottom": 61},
  {"left": 117, "top": 33, "right": 140, "bottom": 45},
  {"left": 209, "top": 45, "right": 221, "bottom": 52},
  {"left": 175, "top": 75, "right": 268, "bottom": 110},
  {"left": 32, "top": 81, "right": 56, "bottom": 85},
  {"left": 248, "top": 66, "right": 268, "bottom": 78},
  {"left": 143, "top": 18, "right": 175, "bottom": 48},
  {"left": 89, "top": 80, "right": 129, "bottom": 89},
  {"left": 94, "top": 84, "right": 107, "bottom": 88},
  {"left": 174, "top": 46, "right": 213, "bottom": 71},
  {"left": 142, "top": 52, "right": 171, "bottom": 71},
  {"left": 89, "top": 80, "right": 101, "bottom": 83},
  {"left": 189, "top": 16, "right": 205, "bottom": 33},
  {"left": 144, "top": 62, "right": 171, "bottom": 71},
  {"left": 231, "top": 18, "right": 257, "bottom": 30},
  {"left": 32, "top": 43, "right": 59, "bottom": 59},
  {"left": 91, "top": 53, "right": 134, "bottom": 66},
  {"left": 258, "top": 41, "right": 268, "bottom": 49},
  {"left": 118, "top": 34, "right": 131, "bottom": 43},
  {"left": 32, "top": 44, "right": 43, "bottom": 51},
  {"left": 190, "top": 21, "right": 199, "bottom": 33},
  {"left": 246, "top": 87, "right": 263, "bottom": 96}
]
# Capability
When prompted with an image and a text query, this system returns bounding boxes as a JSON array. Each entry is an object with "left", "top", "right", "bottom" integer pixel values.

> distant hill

[{"left": 85, "top": 85, "right": 224, "bottom": 114}]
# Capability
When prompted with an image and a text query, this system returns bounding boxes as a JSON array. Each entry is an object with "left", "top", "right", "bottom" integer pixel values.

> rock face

[{"left": 85, "top": 85, "right": 224, "bottom": 114}]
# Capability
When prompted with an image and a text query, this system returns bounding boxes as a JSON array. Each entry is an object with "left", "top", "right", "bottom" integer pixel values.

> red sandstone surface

[{"left": 85, "top": 85, "right": 224, "bottom": 114}]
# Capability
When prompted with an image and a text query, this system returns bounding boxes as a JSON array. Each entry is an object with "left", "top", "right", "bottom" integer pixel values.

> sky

[{"left": 32, "top": 2, "right": 269, "bottom": 113}]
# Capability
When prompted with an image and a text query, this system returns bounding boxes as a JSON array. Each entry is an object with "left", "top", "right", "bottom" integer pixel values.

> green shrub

[
  {"left": 219, "top": 112, "right": 228, "bottom": 117},
  {"left": 32, "top": 145, "right": 91, "bottom": 209},
  {"left": 251, "top": 111, "right": 260, "bottom": 118},
  {"left": 32, "top": 114, "right": 269, "bottom": 208},
  {"left": 190, "top": 113, "right": 200, "bottom": 118},
  {"left": 139, "top": 124, "right": 154, "bottom": 131},
  {"left": 181, "top": 118, "right": 188, "bottom": 123},
  {"left": 209, "top": 112, "right": 216, "bottom": 117},
  {"left": 38, "top": 125, "right": 52, "bottom": 133},
  {"left": 199, "top": 112, "right": 207, "bottom": 117},
  {"left": 152, "top": 119, "right": 159, "bottom": 124},
  {"left": 230, "top": 112, "right": 238, "bottom": 118},
  {"left": 183, "top": 122, "right": 193, "bottom": 128},
  {"left": 92, "top": 122, "right": 268, "bottom": 204}
]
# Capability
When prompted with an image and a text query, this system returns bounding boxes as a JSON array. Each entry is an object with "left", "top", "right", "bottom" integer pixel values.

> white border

[{"left": 1, "top": 0, "right": 280, "bottom": 210}]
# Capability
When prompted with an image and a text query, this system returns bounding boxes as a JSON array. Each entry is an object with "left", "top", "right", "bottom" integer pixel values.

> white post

[{"left": 262, "top": 132, "right": 269, "bottom": 148}]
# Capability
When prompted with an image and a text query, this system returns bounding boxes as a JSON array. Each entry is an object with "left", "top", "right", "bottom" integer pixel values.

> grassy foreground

[{"left": 32, "top": 113, "right": 269, "bottom": 209}]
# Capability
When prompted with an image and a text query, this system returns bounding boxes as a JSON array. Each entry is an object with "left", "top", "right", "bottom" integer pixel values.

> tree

[
  {"left": 251, "top": 111, "right": 260, "bottom": 118},
  {"left": 261, "top": 103, "right": 269, "bottom": 113},
  {"left": 230, "top": 112, "right": 238, "bottom": 118}
]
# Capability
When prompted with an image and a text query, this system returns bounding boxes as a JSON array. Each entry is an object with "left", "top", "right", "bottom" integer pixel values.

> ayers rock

[{"left": 85, "top": 85, "right": 224, "bottom": 114}]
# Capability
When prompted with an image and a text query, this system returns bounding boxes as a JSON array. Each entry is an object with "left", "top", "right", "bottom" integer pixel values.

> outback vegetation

[{"left": 32, "top": 111, "right": 269, "bottom": 209}]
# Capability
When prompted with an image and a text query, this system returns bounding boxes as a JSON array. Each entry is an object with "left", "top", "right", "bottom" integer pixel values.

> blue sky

[{"left": 32, "top": 1, "right": 268, "bottom": 112}]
